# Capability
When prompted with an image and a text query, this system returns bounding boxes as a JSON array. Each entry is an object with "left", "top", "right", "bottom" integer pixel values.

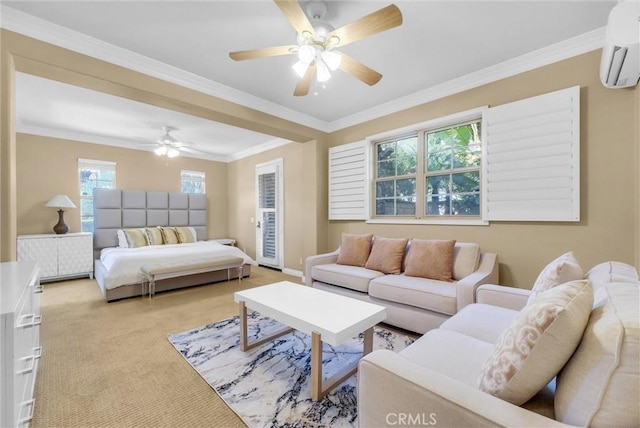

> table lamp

[{"left": 45, "top": 195, "right": 77, "bottom": 234}]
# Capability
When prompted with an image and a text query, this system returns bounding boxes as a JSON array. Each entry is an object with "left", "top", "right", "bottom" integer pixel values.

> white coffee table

[{"left": 233, "top": 281, "right": 386, "bottom": 400}]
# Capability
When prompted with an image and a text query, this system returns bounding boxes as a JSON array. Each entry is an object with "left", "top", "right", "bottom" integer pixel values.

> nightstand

[{"left": 213, "top": 238, "right": 236, "bottom": 246}]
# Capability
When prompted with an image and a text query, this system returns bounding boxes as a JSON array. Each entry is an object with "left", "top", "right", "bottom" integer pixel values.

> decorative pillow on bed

[
  {"left": 158, "top": 226, "right": 180, "bottom": 245},
  {"left": 145, "top": 227, "right": 164, "bottom": 246},
  {"left": 175, "top": 227, "right": 196, "bottom": 244},
  {"left": 122, "top": 228, "right": 148, "bottom": 248}
]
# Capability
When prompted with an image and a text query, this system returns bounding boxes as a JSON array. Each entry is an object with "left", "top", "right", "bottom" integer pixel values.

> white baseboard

[{"left": 282, "top": 268, "right": 304, "bottom": 282}]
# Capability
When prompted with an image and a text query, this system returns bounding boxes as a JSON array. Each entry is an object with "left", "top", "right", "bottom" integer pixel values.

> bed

[{"left": 93, "top": 188, "right": 255, "bottom": 301}]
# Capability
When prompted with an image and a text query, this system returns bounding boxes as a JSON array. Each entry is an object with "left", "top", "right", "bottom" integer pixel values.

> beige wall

[
  {"left": 227, "top": 139, "right": 325, "bottom": 273},
  {"left": 326, "top": 51, "right": 639, "bottom": 288},
  {"left": 16, "top": 134, "right": 230, "bottom": 238}
]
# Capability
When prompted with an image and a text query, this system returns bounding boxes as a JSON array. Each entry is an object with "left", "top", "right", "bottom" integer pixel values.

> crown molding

[
  {"left": 325, "top": 27, "right": 606, "bottom": 132},
  {"left": 2, "top": 4, "right": 606, "bottom": 138},
  {"left": 225, "top": 138, "right": 293, "bottom": 162},
  {"left": 0, "top": 5, "right": 328, "bottom": 132},
  {"left": 15, "top": 124, "right": 231, "bottom": 162}
]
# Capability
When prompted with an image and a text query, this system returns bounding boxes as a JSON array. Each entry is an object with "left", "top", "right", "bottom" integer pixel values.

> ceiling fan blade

[
  {"left": 338, "top": 52, "right": 383, "bottom": 86},
  {"left": 229, "top": 45, "right": 298, "bottom": 61},
  {"left": 327, "top": 4, "right": 402, "bottom": 48},
  {"left": 274, "top": 0, "right": 314, "bottom": 36},
  {"left": 294, "top": 63, "right": 317, "bottom": 96}
]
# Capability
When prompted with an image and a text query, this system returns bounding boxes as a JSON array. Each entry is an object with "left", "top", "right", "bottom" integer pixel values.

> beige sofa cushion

[
  {"left": 404, "top": 239, "right": 455, "bottom": 281},
  {"left": 311, "top": 263, "right": 384, "bottom": 293},
  {"left": 452, "top": 242, "right": 481, "bottom": 280},
  {"left": 400, "top": 329, "right": 494, "bottom": 387},
  {"left": 527, "top": 251, "right": 583, "bottom": 304},
  {"left": 585, "top": 261, "right": 639, "bottom": 291},
  {"left": 336, "top": 233, "right": 373, "bottom": 267},
  {"left": 440, "top": 303, "right": 519, "bottom": 344},
  {"left": 478, "top": 279, "right": 593, "bottom": 405},
  {"left": 365, "top": 237, "right": 408, "bottom": 274},
  {"left": 555, "top": 283, "right": 640, "bottom": 427},
  {"left": 369, "top": 274, "right": 457, "bottom": 316}
]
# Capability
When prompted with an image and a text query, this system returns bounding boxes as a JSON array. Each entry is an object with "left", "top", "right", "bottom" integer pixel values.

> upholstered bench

[{"left": 140, "top": 256, "right": 245, "bottom": 298}]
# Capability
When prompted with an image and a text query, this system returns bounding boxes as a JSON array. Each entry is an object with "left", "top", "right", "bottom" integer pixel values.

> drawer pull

[
  {"left": 16, "top": 314, "right": 42, "bottom": 329},
  {"left": 34, "top": 346, "right": 43, "bottom": 359},
  {"left": 33, "top": 284, "right": 44, "bottom": 294},
  {"left": 17, "top": 399, "right": 35, "bottom": 425},
  {"left": 17, "top": 355, "right": 35, "bottom": 375}
]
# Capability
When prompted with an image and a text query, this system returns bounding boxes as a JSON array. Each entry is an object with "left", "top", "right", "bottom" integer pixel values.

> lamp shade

[{"left": 45, "top": 195, "right": 76, "bottom": 209}]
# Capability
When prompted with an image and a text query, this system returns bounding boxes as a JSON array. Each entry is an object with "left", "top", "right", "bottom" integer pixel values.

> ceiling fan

[
  {"left": 229, "top": 0, "right": 403, "bottom": 96},
  {"left": 149, "top": 126, "right": 198, "bottom": 158}
]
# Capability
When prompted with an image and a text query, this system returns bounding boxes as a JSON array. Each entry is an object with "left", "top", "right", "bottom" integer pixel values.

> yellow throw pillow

[
  {"left": 336, "top": 233, "right": 373, "bottom": 267},
  {"left": 175, "top": 227, "right": 196, "bottom": 244},
  {"left": 159, "top": 226, "right": 179, "bottom": 245},
  {"left": 123, "top": 228, "right": 148, "bottom": 248},
  {"left": 364, "top": 236, "right": 408, "bottom": 274},
  {"left": 404, "top": 239, "right": 456, "bottom": 281},
  {"left": 145, "top": 227, "right": 164, "bottom": 245}
]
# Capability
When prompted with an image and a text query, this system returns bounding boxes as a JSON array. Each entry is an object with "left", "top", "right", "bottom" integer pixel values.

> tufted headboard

[{"left": 93, "top": 188, "right": 207, "bottom": 257}]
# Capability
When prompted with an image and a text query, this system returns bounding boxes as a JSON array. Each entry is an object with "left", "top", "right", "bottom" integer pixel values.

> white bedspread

[{"left": 100, "top": 241, "right": 256, "bottom": 290}]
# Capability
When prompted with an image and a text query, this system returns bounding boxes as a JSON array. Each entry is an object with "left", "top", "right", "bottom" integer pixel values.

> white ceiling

[{"left": 1, "top": 1, "right": 617, "bottom": 161}]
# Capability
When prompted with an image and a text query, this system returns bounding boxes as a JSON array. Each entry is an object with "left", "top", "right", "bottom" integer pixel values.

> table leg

[
  {"left": 311, "top": 331, "right": 323, "bottom": 401},
  {"left": 363, "top": 327, "right": 374, "bottom": 355},
  {"left": 238, "top": 301, "right": 293, "bottom": 352}
]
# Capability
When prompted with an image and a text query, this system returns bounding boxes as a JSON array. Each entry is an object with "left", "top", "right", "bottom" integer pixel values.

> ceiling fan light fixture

[
  {"left": 154, "top": 146, "right": 168, "bottom": 156},
  {"left": 316, "top": 60, "right": 331, "bottom": 82},
  {"left": 297, "top": 44, "right": 316, "bottom": 63},
  {"left": 292, "top": 60, "right": 310, "bottom": 77},
  {"left": 166, "top": 148, "right": 180, "bottom": 158},
  {"left": 321, "top": 50, "right": 341, "bottom": 71}
]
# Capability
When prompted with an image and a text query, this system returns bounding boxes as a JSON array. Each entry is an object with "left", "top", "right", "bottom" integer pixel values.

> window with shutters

[
  {"left": 78, "top": 159, "right": 116, "bottom": 232},
  {"left": 328, "top": 86, "right": 580, "bottom": 224},
  {"left": 372, "top": 116, "right": 482, "bottom": 221}
]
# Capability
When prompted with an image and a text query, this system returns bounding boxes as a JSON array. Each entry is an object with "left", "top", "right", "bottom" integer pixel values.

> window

[
  {"left": 78, "top": 159, "right": 116, "bottom": 232},
  {"left": 373, "top": 119, "right": 481, "bottom": 219},
  {"left": 181, "top": 170, "right": 206, "bottom": 194}
]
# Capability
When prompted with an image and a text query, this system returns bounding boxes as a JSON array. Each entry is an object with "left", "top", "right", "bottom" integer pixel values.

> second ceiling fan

[{"left": 229, "top": 0, "right": 403, "bottom": 96}]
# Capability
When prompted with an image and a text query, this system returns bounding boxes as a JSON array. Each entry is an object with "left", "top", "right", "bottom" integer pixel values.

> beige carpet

[{"left": 32, "top": 266, "right": 298, "bottom": 428}]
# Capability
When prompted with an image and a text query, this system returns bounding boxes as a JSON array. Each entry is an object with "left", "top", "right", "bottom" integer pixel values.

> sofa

[
  {"left": 358, "top": 259, "right": 640, "bottom": 427},
  {"left": 305, "top": 234, "right": 499, "bottom": 333}
]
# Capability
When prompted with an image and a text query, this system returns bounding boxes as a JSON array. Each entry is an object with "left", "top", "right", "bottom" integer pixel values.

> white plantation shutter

[
  {"left": 329, "top": 141, "right": 369, "bottom": 220},
  {"left": 483, "top": 86, "right": 580, "bottom": 221}
]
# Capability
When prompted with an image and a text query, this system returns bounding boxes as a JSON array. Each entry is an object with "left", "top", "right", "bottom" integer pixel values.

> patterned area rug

[{"left": 168, "top": 312, "right": 415, "bottom": 427}]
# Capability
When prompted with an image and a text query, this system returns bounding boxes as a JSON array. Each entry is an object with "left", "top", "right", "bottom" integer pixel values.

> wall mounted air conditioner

[{"left": 599, "top": 1, "right": 640, "bottom": 89}]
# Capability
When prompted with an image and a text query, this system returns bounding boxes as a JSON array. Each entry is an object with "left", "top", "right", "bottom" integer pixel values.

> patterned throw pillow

[
  {"left": 477, "top": 279, "right": 593, "bottom": 405},
  {"left": 364, "top": 237, "right": 408, "bottom": 274},
  {"left": 527, "top": 252, "right": 583, "bottom": 304},
  {"left": 404, "top": 239, "right": 456, "bottom": 281},
  {"left": 122, "top": 228, "right": 148, "bottom": 248},
  {"left": 175, "top": 227, "right": 196, "bottom": 244},
  {"left": 336, "top": 233, "right": 373, "bottom": 267},
  {"left": 159, "top": 226, "right": 180, "bottom": 245},
  {"left": 145, "top": 227, "right": 164, "bottom": 245}
]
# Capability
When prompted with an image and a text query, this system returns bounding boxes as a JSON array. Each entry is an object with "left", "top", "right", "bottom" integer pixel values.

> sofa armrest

[
  {"left": 358, "top": 350, "right": 573, "bottom": 428},
  {"left": 477, "top": 284, "right": 530, "bottom": 311},
  {"left": 456, "top": 252, "right": 499, "bottom": 311},
  {"left": 304, "top": 249, "right": 340, "bottom": 286}
]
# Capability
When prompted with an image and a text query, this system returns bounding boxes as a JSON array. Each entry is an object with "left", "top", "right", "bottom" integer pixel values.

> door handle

[{"left": 256, "top": 221, "right": 261, "bottom": 228}]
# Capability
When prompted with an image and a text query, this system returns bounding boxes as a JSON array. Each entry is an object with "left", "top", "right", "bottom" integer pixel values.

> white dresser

[
  {"left": 17, "top": 233, "right": 93, "bottom": 282},
  {"left": 0, "top": 261, "right": 42, "bottom": 428}
]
